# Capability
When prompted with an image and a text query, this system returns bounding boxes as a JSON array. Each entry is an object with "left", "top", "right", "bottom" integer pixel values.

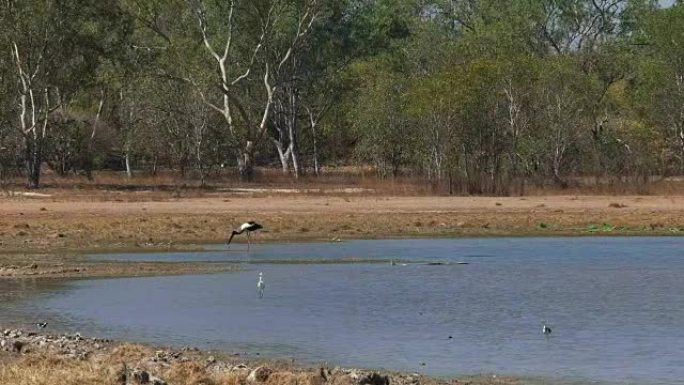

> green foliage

[{"left": 0, "top": 0, "right": 683, "bottom": 190}]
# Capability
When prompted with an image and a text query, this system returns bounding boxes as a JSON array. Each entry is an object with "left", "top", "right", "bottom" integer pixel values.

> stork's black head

[{"left": 249, "top": 222, "right": 263, "bottom": 230}]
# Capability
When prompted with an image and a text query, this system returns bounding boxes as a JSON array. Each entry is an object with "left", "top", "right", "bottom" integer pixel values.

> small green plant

[{"left": 601, "top": 223, "right": 615, "bottom": 232}]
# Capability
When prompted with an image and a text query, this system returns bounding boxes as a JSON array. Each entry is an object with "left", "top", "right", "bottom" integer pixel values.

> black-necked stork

[{"left": 227, "top": 221, "right": 263, "bottom": 250}]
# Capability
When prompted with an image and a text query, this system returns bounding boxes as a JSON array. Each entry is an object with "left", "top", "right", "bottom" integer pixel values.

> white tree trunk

[
  {"left": 125, "top": 151, "right": 132, "bottom": 178},
  {"left": 306, "top": 107, "right": 320, "bottom": 176},
  {"left": 273, "top": 138, "right": 293, "bottom": 173},
  {"left": 312, "top": 127, "right": 320, "bottom": 176},
  {"left": 190, "top": 0, "right": 318, "bottom": 182},
  {"left": 12, "top": 41, "right": 49, "bottom": 189},
  {"left": 291, "top": 146, "right": 300, "bottom": 178}
]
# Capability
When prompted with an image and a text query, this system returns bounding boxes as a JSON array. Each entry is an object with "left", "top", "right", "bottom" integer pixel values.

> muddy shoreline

[{"left": 1, "top": 194, "right": 684, "bottom": 278}]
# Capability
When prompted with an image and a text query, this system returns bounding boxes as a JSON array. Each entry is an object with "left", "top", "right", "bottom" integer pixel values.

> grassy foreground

[{"left": 0, "top": 328, "right": 518, "bottom": 385}]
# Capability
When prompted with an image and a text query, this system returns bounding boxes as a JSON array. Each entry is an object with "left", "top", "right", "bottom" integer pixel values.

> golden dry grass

[
  {"left": 7, "top": 168, "right": 684, "bottom": 198},
  {"left": 0, "top": 355, "right": 111, "bottom": 385},
  {"left": 2, "top": 194, "right": 684, "bottom": 252},
  {"left": 0, "top": 349, "right": 519, "bottom": 385},
  {"left": 164, "top": 361, "right": 261, "bottom": 385},
  {"left": 0, "top": 357, "right": 314, "bottom": 385}
]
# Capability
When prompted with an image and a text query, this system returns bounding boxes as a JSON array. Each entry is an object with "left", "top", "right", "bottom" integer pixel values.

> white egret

[{"left": 257, "top": 272, "right": 266, "bottom": 298}]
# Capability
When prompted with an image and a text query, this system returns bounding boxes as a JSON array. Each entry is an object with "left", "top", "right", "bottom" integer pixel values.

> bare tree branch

[{"left": 277, "top": 0, "right": 319, "bottom": 74}]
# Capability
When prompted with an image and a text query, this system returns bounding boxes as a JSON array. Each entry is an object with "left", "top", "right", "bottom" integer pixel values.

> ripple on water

[{"left": 6, "top": 237, "right": 684, "bottom": 385}]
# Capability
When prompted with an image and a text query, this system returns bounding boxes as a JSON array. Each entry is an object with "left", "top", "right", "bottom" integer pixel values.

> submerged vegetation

[{"left": 0, "top": 1, "right": 683, "bottom": 194}]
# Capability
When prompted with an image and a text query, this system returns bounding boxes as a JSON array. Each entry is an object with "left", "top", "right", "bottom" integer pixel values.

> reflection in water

[
  {"left": 89, "top": 236, "right": 684, "bottom": 265},
  {"left": 0, "top": 279, "right": 68, "bottom": 329},
  {"left": 3, "top": 237, "right": 684, "bottom": 385}
]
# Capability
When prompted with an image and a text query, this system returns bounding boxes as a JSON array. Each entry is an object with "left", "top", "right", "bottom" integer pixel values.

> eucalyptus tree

[
  {"left": 297, "top": 1, "right": 365, "bottom": 175},
  {"left": 0, "top": 48, "right": 17, "bottom": 185},
  {"left": 631, "top": 3, "right": 684, "bottom": 172},
  {"left": 337, "top": 0, "right": 426, "bottom": 176},
  {"left": 2, "top": 0, "right": 56, "bottom": 188},
  {"left": 349, "top": 62, "right": 416, "bottom": 177},
  {"left": 1, "top": 0, "right": 131, "bottom": 188},
  {"left": 267, "top": 0, "right": 384, "bottom": 177},
  {"left": 181, "top": 0, "right": 320, "bottom": 181},
  {"left": 267, "top": 0, "right": 328, "bottom": 177}
]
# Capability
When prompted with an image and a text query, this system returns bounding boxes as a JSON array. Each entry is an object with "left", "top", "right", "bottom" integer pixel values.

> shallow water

[
  {"left": 89, "top": 236, "right": 684, "bottom": 264},
  {"left": 7, "top": 237, "right": 684, "bottom": 384}
]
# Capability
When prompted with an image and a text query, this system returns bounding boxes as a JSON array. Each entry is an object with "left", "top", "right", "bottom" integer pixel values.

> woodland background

[{"left": 1, "top": 0, "right": 683, "bottom": 195}]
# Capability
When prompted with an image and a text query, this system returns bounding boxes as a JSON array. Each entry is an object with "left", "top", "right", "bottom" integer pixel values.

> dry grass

[
  {"left": 164, "top": 361, "right": 264, "bottom": 385},
  {"left": 109, "top": 344, "right": 150, "bottom": 362},
  {"left": 0, "top": 355, "right": 110, "bottom": 385},
  {"left": 165, "top": 361, "right": 219, "bottom": 385},
  {"left": 6, "top": 169, "right": 684, "bottom": 198},
  {"left": 2, "top": 194, "right": 684, "bottom": 253},
  {"left": 608, "top": 202, "right": 628, "bottom": 208},
  {"left": 1, "top": 168, "right": 437, "bottom": 199},
  {"left": 0, "top": 351, "right": 520, "bottom": 385}
]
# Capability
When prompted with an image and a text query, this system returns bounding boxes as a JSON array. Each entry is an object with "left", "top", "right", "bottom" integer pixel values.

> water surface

[
  {"left": 7, "top": 237, "right": 684, "bottom": 384},
  {"left": 91, "top": 236, "right": 684, "bottom": 264}
]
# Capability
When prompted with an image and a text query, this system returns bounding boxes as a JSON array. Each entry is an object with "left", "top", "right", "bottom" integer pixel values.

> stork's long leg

[{"left": 247, "top": 231, "right": 251, "bottom": 251}]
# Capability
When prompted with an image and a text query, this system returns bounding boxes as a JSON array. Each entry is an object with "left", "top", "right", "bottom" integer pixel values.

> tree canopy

[{"left": 0, "top": 0, "right": 682, "bottom": 193}]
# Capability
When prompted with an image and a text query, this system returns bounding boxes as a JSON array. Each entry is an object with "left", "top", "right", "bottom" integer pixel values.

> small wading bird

[
  {"left": 542, "top": 323, "right": 552, "bottom": 335},
  {"left": 226, "top": 221, "right": 263, "bottom": 251},
  {"left": 257, "top": 272, "right": 266, "bottom": 298},
  {"left": 35, "top": 322, "right": 48, "bottom": 329}
]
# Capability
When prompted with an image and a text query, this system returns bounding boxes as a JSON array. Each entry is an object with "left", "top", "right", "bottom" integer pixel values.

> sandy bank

[{"left": 0, "top": 194, "right": 683, "bottom": 278}]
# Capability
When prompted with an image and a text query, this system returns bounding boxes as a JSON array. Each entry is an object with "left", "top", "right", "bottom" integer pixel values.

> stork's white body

[{"left": 239, "top": 222, "right": 256, "bottom": 232}]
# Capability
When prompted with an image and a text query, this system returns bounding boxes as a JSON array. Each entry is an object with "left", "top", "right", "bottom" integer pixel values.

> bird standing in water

[
  {"left": 227, "top": 221, "right": 263, "bottom": 251},
  {"left": 542, "top": 324, "right": 552, "bottom": 335},
  {"left": 257, "top": 272, "right": 266, "bottom": 298}
]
